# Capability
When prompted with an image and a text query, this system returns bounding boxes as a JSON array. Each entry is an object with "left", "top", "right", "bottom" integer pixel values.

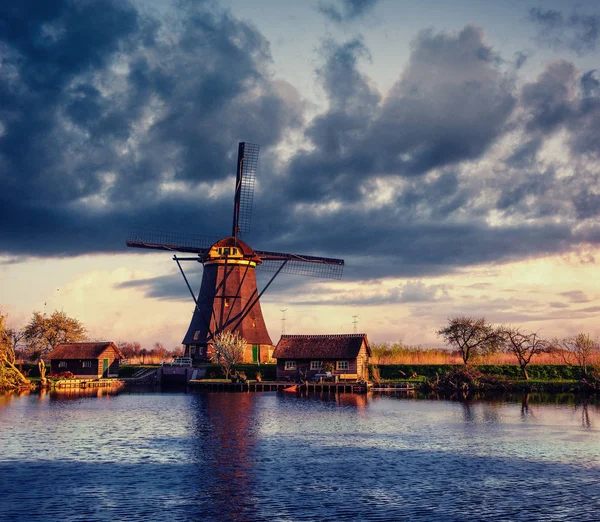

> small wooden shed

[
  {"left": 273, "top": 334, "right": 371, "bottom": 382},
  {"left": 47, "top": 342, "right": 124, "bottom": 378}
]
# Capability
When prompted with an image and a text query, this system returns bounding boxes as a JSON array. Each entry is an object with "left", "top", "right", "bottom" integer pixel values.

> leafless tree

[
  {"left": 119, "top": 341, "right": 141, "bottom": 360},
  {"left": 211, "top": 330, "right": 246, "bottom": 381},
  {"left": 552, "top": 333, "right": 599, "bottom": 378},
  {"left": 437, "top": 316, "right": 502, "bottom": 365},
  {"left": 501, "top": 327, "right": 547, "bottom": 380},
  {"left": 0, "top": 310, "right": 30, "bottom": 390},
  {"left": 153, "top": 342, "right": 167, "bottom": 361}
]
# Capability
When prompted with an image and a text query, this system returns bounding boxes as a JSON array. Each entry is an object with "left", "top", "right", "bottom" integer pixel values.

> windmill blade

[
  {"left": 126, "top": 228, "right": 216, "bottom": 254},
  {"left": 232, "top": 142, "right": 259, "bottom": 238},
  {"left": 255, "top": 250, "right": 344, "bottom": 280}
]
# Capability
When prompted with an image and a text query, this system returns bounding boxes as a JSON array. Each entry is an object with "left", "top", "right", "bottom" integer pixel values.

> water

[{"left": 1, "top": 389, "right": 599, "bottom": 521}]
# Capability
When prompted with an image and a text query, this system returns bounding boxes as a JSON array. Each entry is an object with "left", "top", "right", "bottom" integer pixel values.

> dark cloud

[
  {"left": 370, "top": 26, "right": 514, "bottom": 174},
  {"left": 318, "top": 0, "right": 379, "bottom": 23},
  {"left": 529, "top": 7, "right": 600, "bottom": 55},
  {"left": 3, "top": 6, "right": 600, "bottom": 307},
  {"left": 521, "top": 60, "right": 577, "bottom": 133},
  {"left": 0, "top": 0, "right": 303, "bottom": 256},
  {"left": 519, "top": 60, "right": 600, "bottom": 159},
  {"left": 284, "top": 26, "right": 515, "bottom": 205}
]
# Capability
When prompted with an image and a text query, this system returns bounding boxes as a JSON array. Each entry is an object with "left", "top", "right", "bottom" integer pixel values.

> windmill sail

[
  {"left": 256, "top": 250, "right": 344, "bottom": 280},
  {"left": 232, "top": 142, "right": 259, "bottom": 238},
  {"left": 126, "top": 228, "right": 216, "bottom": 254}
]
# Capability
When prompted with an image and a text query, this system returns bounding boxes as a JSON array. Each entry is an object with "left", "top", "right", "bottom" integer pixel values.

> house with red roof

[
  {"left": 272, "top": 334, "right": 371, "bottom": 382},
  {"left": 46, "top": 342, "right": 124, "bottom": 378}
]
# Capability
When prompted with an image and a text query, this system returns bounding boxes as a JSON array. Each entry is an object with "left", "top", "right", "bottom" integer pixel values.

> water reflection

[
  {"left": 1, "top": 389, "right": 600, "bottom": 521},
  {"left": 192, "top": 393, "right": 258, "bottom": 521}
]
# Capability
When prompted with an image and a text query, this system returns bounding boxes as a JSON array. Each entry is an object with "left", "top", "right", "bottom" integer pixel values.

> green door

[
  {"left": 102, "top": 358, "right": 109, "bottom": 377},
  {"left": 252, "top": 344, "right": 259, "bottom": 363}
]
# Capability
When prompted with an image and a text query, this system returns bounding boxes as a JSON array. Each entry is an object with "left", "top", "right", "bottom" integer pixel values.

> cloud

[
  {"left": 559, "top": 290, "right": 590, "bottom": 303},
  {"left": 529, "top": 7, "right": 600, "bottom": 55},
  {"left": 318, "top": 0, "right": 379, "bottom": 23},
  {"left": 0, "top": 0, "right": 303, "bottom": 257},
  {"left": 292, "top": 280, "right": 451, "bottom": 306},
  {"left": 3, "top": 9, "right": 600, "bottom": 294},
  {"left": 286, "top": 26, "right": 515, "bottom": 205}
]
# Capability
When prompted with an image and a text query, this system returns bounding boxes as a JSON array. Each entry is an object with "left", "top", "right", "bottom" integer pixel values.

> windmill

[{"left": 126, "top": 143, "right": 344, "bottom": 363}]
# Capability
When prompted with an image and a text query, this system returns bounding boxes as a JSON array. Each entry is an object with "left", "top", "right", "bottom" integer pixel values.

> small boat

[{"left": 283, "top": 385, "right": 298, "bottom": 392}]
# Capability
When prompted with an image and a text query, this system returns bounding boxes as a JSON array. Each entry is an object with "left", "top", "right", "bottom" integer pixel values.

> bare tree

[
  {"left": 437, "top": 316, "right": 501, "bottom": 365},
  {"left": 153, "top": 342, "right": 167, "bottom": 361},
  {"left": 119, "top": 341, "right": 141, "bottom": 361},
  {"left": 0, "top": 310, "right": 30, "bottom": 390},
  {"left": 552, "top": 333, "right": 599, "bottom": 378},
  {"left": 501, "top": 327, "right": 547, "bottom": 380},
  {"left": 211, "top": 330, "right": 246, "bottom": 381},
  {"left": 24, "top": 310, "right": 86, "bottom": 359}
]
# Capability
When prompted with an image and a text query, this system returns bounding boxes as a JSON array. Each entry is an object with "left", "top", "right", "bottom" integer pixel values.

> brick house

[
  {"left": 47, "top": 342, "right": 124, "bottom": 378},
  {"left": 273, "top": 334, "right": 371, "bottom": 381}
]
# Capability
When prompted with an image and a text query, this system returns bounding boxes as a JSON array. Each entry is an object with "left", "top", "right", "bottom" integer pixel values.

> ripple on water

[{"left": 0, "top": 390, "right": 599, "bottom": 521}]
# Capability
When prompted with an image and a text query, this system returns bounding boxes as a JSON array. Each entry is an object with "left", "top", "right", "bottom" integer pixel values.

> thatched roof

[
  {"left": 273, "top": 334, "right": 370, "bottom": 359},
  {"left": 47, "top": 342, "right": 123, "bottom": 360}
]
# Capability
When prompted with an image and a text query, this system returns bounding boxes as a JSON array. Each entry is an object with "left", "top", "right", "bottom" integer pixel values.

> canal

[{"left": 1, "top": 389, "right": 599, "bottom": 521}]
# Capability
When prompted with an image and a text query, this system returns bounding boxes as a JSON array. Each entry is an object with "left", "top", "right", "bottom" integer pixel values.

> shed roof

[
  {"left": 272, "top": 334, "right": 370, "bottom": 359},
  {"left": 47, "top": 342, "right": 124, "bottom": 360}
]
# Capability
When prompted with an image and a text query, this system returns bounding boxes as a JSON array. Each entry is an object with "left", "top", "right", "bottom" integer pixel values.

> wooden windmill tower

[{"left": 126, "top": 143, "right": 344, "bottom": 363}]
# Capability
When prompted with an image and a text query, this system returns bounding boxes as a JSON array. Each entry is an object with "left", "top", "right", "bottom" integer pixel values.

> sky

[{"left": 1, "top": 0, "right": 600, "bottom": 349}]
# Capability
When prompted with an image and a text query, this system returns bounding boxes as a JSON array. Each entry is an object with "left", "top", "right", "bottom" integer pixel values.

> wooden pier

[
  {"left": 52, "top": 378, "right": 125, "bottom": 389},
  {"left": 188, "top": 380, "right": 373, "bottom": 394}
]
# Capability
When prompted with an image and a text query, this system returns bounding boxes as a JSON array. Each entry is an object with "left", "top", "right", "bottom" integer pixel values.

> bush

[
  {"left": 427, "top": 367, "right": 507, "bottom": 392},
  {"left": 49, "top": 371, "right": 74, "bottom": 379}
]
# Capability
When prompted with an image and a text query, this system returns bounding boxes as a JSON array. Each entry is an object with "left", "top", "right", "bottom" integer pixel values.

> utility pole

[
  {"left": 352, "top": 314, "right": 359, "bottom": 334},
  {"left": 280, "top": 308, "right": 288, "bottom": 336}
]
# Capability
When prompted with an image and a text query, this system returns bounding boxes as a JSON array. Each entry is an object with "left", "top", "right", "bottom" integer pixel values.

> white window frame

[
  {"left": 82, "top": 361, "right": 92, "bottom": 368},
  {"left": 284, "top": 360, "right": 297, "bottom": 371},
  {"left": 58, "top": 361, "right": 67, "bottom": 368},
  {"left": 336, "top": 360, "right": 349, "bottom": 371},
  {"left": 310, "top": 360, "right": 322, "bottom": 370}
]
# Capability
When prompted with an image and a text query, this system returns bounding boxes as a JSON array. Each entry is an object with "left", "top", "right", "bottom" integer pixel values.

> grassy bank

[{"left": 371, "top": 364, "right": 586, "bottom": 381}]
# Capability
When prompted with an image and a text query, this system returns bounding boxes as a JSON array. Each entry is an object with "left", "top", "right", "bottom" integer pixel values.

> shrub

[{"left": 428, "top": 367, "right": 507, "bottom": 392}]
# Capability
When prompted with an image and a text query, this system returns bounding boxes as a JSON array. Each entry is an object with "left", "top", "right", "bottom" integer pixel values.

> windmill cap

[{"left": 210, "top": 236, "right": 261, "bottom": 262}]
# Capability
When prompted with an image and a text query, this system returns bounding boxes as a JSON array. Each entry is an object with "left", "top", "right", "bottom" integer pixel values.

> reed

[{"left": 370, "top": 342, "right": 600, "bottom": 366}]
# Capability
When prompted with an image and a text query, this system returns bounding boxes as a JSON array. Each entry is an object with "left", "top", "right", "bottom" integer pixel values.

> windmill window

[
  {"left": 58, "top": 361, "right": 67, "bottom": 368},
  {"left": 224, "top": 299, "right": 230, "bottom": 308},
  {"left": 336, "top": 360, "right": 349, "bottom": 370},
  {"left": 285, "top": 361, "right": 297, "bottom": 371},
  {"left": 218, "top": 248, "right": 223, "bottom": 255},
  {"left": 193, "top": 330, "right": 201, "bottom": 340},
  {"left": 224, "top": 248, "right": 230, "bottom": 255},
  {"left": 310, "top": 360, "right": 322, "bottom": 370},
  {"left": 82, "top": 361, "right": 92, "bottom": 368}
]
